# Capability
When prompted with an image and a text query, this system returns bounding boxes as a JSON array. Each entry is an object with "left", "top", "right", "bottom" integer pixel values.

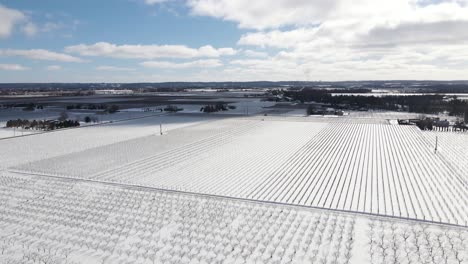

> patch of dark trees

[
  {"left": 407, "top": 118, "right": 468, "bottom": 132},
  {"left": 22, "top": 103, "right": 44, "bottom": 111},
  {"left": 306, "top": 105, "right": 344, "bottom": 116},
  {"left": 163, "top": 105, "right": 184, "bottom": 112},
  {"left": 5, "top": 119, "right": 80, "bottom": 131},
  {"left": 0, "top": 103, "right": 45, "bottom": 111},
  {"left": 200, "top": 102, "right": 236, "bottom": 113},
  {"left": 284, "top": 89, "right": 468, "bottom": 116},
  {"left": 66, "top": 104, "right": 119, "bottom": 113}
]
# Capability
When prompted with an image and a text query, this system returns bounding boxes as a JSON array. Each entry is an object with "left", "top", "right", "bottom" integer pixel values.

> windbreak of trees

[
  {"left": 66, "top": 104, "right": 119, "bottom": 113},
  {"left": 6, "top": 119, "right": 80, "bottom": 131},
  {"left": 0, "top": 103, "right": 45, "bottom": 110}
]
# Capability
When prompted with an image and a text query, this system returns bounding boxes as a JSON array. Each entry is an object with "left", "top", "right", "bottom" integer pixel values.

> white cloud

[
  {"left": 141, "top": 59, "right": 223, "bottom": 68},
  {"left": 96, "top": 66, "right": 136, "bottom": 71},
  {"left": 0, "top": 64, "right": 28, "bottom": 71},
  {"left": 0, "top": 5, "right": 56, "bottom": 38},
  {"left": 239, "top": 28, "right": 322, "bottom": 49},
  {"left": 189, "top": 0, "right": 468, "bottom": 30},
  {"left": 144, "top": 0, "right": 169, "bottom": 4},
  {"left": 65, "top": 42, "right": 237, "bottom": 59},
  {"left": 22, "top": 22, "right": 38, "bottom": 37},
  {"left": 192, "top": 0, "right": 468, "bottom": 80},
  {"left": 46, "top": 65, "right": 62, "bottom": 71},
  {"left": 191, "top": 0, "right": 468, "bottom": 51},
  {"left": 187, "top": 0, "right": 335, "bottom": 29},
  {"left": 42, "top": 22, "right": 64, "bottom": 33},
  {"left": 0, "top": 4, "right": 26, "bottom": 38},
  {"left": 0, "top": 49, "right": 84, "bottom": 62},
  {"left": 244, "top": 50, "right": 268, "bottom": 58}
]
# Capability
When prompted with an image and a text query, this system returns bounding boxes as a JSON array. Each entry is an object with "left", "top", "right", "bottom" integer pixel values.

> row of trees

[
  {"left": 5, "top": 119, "right": 80, "bottom": 131},
  {"left": 397, "top": 115, "right": 468, "bottom": 131},
  {"left": 66, "top": 104, "right": 119, "bottom": 113},
  {"left": 369, "top": 221, "right": 467, "bottom": 264}
]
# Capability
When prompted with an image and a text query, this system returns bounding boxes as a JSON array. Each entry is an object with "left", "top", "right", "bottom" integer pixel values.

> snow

[
  {"left": 12, "top": 118, "right": 467, "bottom": 226},
  {"left": 0, "top": 109, "right": 467, "bottom": 263},
  {"left": 0, "top": 114, "right": 211, "bottom": 170},
  {"left": 0, "top": 173, "right": 367, "bottom": 264},
  {"left": 0, "top": 127, "right": 40, "bottom": 139}
]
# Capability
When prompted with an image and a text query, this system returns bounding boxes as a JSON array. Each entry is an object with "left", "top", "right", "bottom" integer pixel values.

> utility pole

[
  {"left": 160, "top": 122, "right": 163, "bottom": 135},
  {"left": 434, "top": 135, "right": 438, "bottom": 153}
]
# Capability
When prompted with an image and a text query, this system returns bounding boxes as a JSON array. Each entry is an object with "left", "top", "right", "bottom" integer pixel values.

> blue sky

[{"left": 1, "top": 0, "right": 468, "bottom": 82}]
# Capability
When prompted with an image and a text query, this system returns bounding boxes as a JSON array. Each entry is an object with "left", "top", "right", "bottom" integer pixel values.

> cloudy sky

[{"left": 1, "top": 0, "right": 468, "bottom": 82}]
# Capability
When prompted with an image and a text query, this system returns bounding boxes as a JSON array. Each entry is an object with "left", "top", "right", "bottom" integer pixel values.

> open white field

[
  {"left": 1, "top": 172, "right": 466, "bottom": 264},
  {"left": 10, "top": 118, "right": 264, "bottom": 178},
  {"left": 11, "top": 118, "right": 468, "bottom": 226},
  {"left": 0, "top": 128, "right": 39, "bottom": 139},
  {"left": 0, "top": 114, "right": 211, "bottom": 170}
]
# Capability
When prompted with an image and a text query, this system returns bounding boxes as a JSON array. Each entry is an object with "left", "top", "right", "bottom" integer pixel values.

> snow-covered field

[
  {"left": 1, "top": 173, "right": 466, "bottom": 264},
  {"left": 0, "top": 114, "right": 210, "bottom": 170},
  {"left": 251, "top": 123, "right": 467, "bottom": 225},
  {"left": 10, "top": 118, "right": 468, "bottom": 226},
  {"left": 1, "top": 111, "right": 467, "bottom": 263},
  {"left": 0, "top": 173, "right": 357, "bottom": 264},
  {"left": 0, "top": 128, "right": 39, "bottom": 138}
]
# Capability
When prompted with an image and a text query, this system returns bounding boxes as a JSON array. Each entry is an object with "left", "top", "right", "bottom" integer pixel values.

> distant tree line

[
  {"left": 66, "top": 104, "right": 119, "bottom": 113},
  {"left": 284, "top": 89, "right": 468, "bottom": 116},
  {"left": 0, "top": 103, "right": 45, "bottom": 111},
  {"left": 5, "top": 119, "right": 80, "bottom": 131}
]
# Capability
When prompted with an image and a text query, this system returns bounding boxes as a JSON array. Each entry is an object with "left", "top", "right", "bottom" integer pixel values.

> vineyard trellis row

[{"left": 8, "top": 119, "right": 468, "bottom": 226}]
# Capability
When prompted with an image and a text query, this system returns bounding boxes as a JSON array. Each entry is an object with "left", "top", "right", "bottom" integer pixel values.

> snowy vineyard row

[
  {"left": 0, "top": 173, "right": 357, "bottom": 264},
  {"left": 11, "top": 120, "right": 468, "bottom": 226},
  {"left": 422, "top": 131, "right": 468, "bottom": 183},
  {"left": 250, "top": 124, "right": 467, "bottom": 226}
]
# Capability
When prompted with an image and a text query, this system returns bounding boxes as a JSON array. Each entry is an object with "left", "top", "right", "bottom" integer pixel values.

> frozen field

[
  {"left": 1, "top": 111, "right": 467, "bottom": 263},
  {"left": 10, "top": 118, "right": 468, "bottom": 226},
  {"left": 0, "top": 172, "right": 466, "bottom": 264},
  {"left": 0, "top": 114, "right": 211, "bottom": 170}
]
